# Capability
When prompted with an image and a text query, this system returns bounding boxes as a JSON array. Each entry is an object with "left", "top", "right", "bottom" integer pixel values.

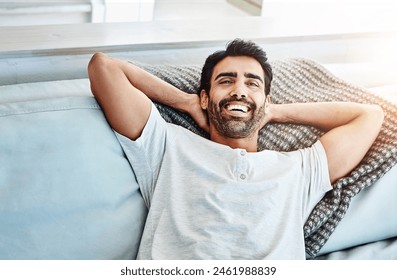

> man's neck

[{"left": 210, "top": 131, "right": 258, "bottom": 152}]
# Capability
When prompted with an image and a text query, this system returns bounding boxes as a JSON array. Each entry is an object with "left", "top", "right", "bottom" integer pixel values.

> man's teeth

[{"left": 226, "top": 104, "right": 248, "bottom": 113}]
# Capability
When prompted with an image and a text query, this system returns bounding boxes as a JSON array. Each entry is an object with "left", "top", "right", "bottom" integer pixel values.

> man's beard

[{"left": 208, "top": 96, "right": 265, "bottom": 139}]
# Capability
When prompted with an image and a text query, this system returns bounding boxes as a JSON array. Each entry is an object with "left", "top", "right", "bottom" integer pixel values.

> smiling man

[{"left": 88, "top": 39, "right": 384, "bottom": 259}]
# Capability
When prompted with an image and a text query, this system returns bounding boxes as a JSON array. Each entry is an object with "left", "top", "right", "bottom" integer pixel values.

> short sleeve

[
  {"left": 300, "top": 140, "right": 333, "bottom": 220},
  {"left": 115, "top": 103, "right": 168, "bottom": 207}
]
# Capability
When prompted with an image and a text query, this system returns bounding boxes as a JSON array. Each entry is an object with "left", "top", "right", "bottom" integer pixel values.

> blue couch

[{"left": 1, "top": 57, "right": 396, "bottom": 260}]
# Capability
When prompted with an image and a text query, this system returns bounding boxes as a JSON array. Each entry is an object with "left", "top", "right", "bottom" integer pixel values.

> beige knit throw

[{"left": 134, "top": 58, "right": 397, "bottom": 258}]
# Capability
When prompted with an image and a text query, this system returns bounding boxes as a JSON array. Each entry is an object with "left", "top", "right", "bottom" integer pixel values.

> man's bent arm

[
  {"left": 88, "top": 53, "right": 207, "bottom": 140},
  {"left": 268, "top": 102, "right": 384, "bottom": 184}
]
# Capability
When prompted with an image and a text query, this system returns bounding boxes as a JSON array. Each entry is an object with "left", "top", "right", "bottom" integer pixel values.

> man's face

[{"left": 201, "top": 56, "right": 267, "bottom": 139}]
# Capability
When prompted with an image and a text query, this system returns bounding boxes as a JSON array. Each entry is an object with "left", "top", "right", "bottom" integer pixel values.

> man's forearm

[
  {"left": 116, "top": 59, "right": 195, "bottom": 114},
  {"left": 117, "top": 58, "right": 208, "bottom": 131},
  {"left": 269, "top": 102, "right": 379, "bottom": 131}
]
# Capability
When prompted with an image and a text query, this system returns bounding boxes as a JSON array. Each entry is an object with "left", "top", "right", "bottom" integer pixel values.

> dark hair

[{"left": 199, "top": 38, "right": 273, "bottom": 96}]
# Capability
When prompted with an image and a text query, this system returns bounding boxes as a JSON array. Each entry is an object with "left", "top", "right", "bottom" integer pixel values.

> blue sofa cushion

[{"left": 0, "top": 96, "right": 147, "bottom": 259}]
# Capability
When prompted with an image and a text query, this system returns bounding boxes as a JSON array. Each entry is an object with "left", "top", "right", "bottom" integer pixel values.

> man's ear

[
  {"left": 264, "top": 95, "right": 271, "bottom": 114},
  {"left": 200, "top": 89, "right": 209, "bottom": 110}
]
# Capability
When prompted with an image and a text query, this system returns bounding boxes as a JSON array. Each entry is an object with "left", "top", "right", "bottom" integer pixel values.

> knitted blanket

[{"left": 134, "top": 58, "right": 397, "bottom": 258}]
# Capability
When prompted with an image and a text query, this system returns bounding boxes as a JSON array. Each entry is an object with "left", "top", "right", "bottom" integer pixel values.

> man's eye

[
  {"left": 220, "top": 80, "right": 232, "bottom": 84},
  {"left": 248, "top": 82, "right": 259, "bottom": 87}
]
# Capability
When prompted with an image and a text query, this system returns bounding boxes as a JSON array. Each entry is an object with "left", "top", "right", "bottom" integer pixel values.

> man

[{"left": 88, "top": 39, "right": 384, "bottom": 259}]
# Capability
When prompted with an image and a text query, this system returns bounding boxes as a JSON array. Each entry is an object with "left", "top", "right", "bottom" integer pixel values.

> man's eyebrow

[
  {"left": 214, "top": 72, "right": 237, "bottom": 81},
  {"left": 245, "top": 72, "right": 264, "bottom": 84}
]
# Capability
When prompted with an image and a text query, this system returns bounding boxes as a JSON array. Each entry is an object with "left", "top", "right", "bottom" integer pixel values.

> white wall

[
  {"left": 104, "top": 0, "right": 155, "bottom": 22},
  {"left": 259, "top": 0, "right": 397, "bottom": 63},
  {"left": 0, "top": 0, "right": 156, "bottom": 26},
  {"left": 0, "top": 0, "right": 96, "bottom": 26},
  {"left": 261, "top": 0, "right": 397, "bottom": 35}
]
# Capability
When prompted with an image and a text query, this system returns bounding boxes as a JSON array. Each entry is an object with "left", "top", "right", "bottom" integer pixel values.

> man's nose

[{"left": 231, "top": 85, "right": 247, "bottom": 99}]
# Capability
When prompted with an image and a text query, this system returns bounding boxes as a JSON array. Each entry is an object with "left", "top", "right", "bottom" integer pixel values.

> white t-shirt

[{"left": 116, "top": 103, "right": 332, "bottom": 259}]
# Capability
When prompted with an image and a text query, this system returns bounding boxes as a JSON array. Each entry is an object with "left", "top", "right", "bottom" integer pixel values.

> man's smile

[
  {"left": 219, "top": 97, "right": 255, "bottom": 118},
  {"left": 226, "top": 103, "right": 249, "bottom": 113}
]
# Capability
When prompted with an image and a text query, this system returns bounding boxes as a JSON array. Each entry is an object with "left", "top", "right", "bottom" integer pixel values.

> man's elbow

[
  {"left": 369, "top": 104, "right": 385, "bottom": 132},
  {"left": 363, "top": 104, "right": 384, "bottom": 147},
  {"left": 88, "top": 52, "right": 108, "bottom": 77},
  {"left": 87, "top": 52, "right": 109, "bottom": 97}
]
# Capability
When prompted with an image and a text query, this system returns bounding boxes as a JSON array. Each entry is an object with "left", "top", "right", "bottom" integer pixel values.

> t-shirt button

[
  {"left": 240, "top": 150, "right": 246, "bottom": 156},
  {"left": 240, "top": 174, "right": 247, "bottom": 180}
]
